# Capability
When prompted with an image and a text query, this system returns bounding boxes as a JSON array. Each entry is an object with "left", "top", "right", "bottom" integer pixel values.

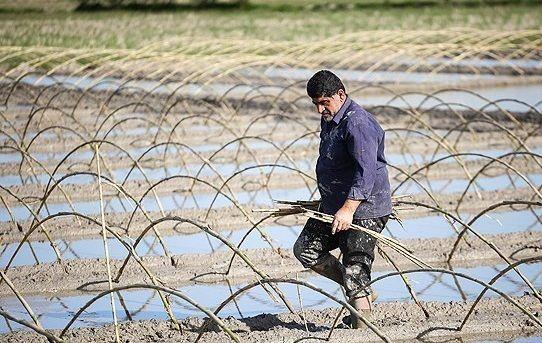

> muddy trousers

[{"left": 293, "top": 216, "right": 389, "bottom": 298}]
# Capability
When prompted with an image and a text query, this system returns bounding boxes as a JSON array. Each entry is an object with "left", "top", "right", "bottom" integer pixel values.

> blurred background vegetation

[
  {"left": 1, "top": 0, "right": 540, "bottom": 11},
  {"left": 0, "top": 0, "right": 540, "bottom": 49}
]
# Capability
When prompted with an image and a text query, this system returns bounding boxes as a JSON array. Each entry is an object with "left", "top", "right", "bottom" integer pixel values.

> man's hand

[{"left": 331, "top": 199, "right": 361, "bottom": 234}]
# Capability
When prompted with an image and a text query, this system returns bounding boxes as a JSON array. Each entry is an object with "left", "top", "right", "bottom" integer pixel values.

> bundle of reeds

[{"left": 253, "top": 197, "right": 429, "bottom": 269}]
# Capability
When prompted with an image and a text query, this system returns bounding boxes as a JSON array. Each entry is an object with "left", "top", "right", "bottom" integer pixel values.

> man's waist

[
  {"left": 321, "top": 204, "right": 392, "bottom": 220},
  {"left": 316, "top": 162, "right": 387, "bottom": 175},
  {"left": 317, "top": 178, "right": 391, "bottom": 195}
]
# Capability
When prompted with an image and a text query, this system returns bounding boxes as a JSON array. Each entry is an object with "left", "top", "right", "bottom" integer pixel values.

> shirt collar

[{"left": 332, "top": 96, "right": 352, "bottom": 124}]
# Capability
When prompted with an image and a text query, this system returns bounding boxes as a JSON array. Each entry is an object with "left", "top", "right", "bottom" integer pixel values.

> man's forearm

[{"left": 341, "top": 198, "right": 362, "bottom": 214}]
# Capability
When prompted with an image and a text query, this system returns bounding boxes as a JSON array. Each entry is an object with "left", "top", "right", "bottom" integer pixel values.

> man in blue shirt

[{"left": 293, "top": 70, "right": 392, "bottom": 329}]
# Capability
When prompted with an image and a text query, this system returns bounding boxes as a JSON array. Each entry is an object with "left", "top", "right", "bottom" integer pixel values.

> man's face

[{"left": 311, "top": 89, "right": 346, "bottom": 122}]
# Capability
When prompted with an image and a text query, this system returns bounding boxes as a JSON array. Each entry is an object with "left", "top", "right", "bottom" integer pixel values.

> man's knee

[
  {"left": 293, "top": 237, "right": 309, "bottom": 267},
  {"left": 293, "top": 236, "right": 319, "bottom": 268}
]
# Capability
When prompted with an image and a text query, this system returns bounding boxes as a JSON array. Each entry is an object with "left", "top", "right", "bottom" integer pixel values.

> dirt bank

[
  {"left": 3, "top": 153, "right": 541, "bottom": 208},
  {"left": 1, "top": 230, "right": 539, "bottom": 298},
  {"left": 2, "top": 129, "right": 539, "bottom": 178},
  {"left": 0, "top": 186, "right": 537, "bottom": 244},
  {"left": 2, "top": 294, "right": 541, "bottom": 342}
]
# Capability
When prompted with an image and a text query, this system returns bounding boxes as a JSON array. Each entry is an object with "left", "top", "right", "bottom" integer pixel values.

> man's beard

[{"left": 322, "top": 111, "right": 334, "bottom": 122}]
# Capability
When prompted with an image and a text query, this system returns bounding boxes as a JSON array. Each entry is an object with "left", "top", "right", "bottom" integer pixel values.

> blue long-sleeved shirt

[{"left": 316, "top": 97, "right": 392, "bottom": 219}]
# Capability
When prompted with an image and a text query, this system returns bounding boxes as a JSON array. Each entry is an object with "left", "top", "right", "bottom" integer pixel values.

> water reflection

[
  {"left": 0, "top": 262, "right": 540, "bottom": 333},
  {"left": 1, "top": 209, "right": 539, "bottom": 267}
]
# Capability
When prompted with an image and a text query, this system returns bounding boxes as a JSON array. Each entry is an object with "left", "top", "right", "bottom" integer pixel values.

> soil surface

[
  {"left": 2, "top": 294, "right": 541, "bottom": 342},
  {"left": 1, "top": 69, "right": 541, "bottom": 343},
  {"left": 1, "top": 230, "right": 540, "bottom": 298},
  {"left": 0, "top": 186, "right": 536, "bottom": 243},
  {"left": 3, "top": 155, "right": 540, "bottom": 207}
]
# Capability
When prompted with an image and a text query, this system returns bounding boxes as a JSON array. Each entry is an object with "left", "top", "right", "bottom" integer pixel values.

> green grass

[{"left": 0, "top": 1, "right": 540, "bottom": 49}]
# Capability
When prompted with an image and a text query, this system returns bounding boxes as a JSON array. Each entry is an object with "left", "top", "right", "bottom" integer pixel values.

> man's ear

[{"left": 337, "top": 89, "right": 346, "bottom": 100}]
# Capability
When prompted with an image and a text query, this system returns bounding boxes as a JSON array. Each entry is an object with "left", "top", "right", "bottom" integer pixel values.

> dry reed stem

[
  {"left": 0, "top": 309, "right": 62, "bottom": 343},
  {"left": 94, "top": 144, "right": 120, "bottom": 343},
  {"left": 0, "top": 270, "right": 44, "bottom": 331}
]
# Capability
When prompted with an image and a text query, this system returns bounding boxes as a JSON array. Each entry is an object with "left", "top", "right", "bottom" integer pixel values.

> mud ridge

[
  {"left": 3, "top": 157, "right": 541, "bottom": 209},
  {"left": 1, "top": 230, "right": 540, "bottom": 298},
  {"left": 2, "top": 294, "right": 541, "bottom": 342},
  {"left": 1, "top": 186, "right": 538, "bottom": 243},
  {"left": 0, "top": 186, "right": 538, "bottom": 243}
]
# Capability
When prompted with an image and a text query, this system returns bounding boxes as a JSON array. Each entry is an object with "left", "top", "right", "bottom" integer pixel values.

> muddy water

[
  {"left": 0, "top": 223, "right": 300, "bottom": 267},
  {"left": 12, "top": 73, "right": 542, "bottom": 112},
  {"left": 385, "top": 208, "right": 542, "bottom": 240},
  {"left": 1, "top": 208, "right": 540, "bottom": 267},
  {"left": 354, "top": 85, "right": 542, "bottom": 112},
  {"left": 1, "top": 169, "right": 540, "bottom": 223},
  {"left": 0, "top": 161, "right": 293, "bottom": 186},
  {"left": 481, "top": 338, "right": 542, "bottom": 342},
  {"left": 0, "top": 139, "right": 307, "bottom": 164},
  {"left": 0, "top": 135, "right": 316, "bottom": 165},
  {"left": 480, "top": 338, "right": 542, "bottom": 343},
  {"left": 250, "top": 65, "right": 526, "bottom": 84},
  {"left": 403, "top": 57, "right": 541, "bottom": 70},
  {"left": 396, "top": 173, "right": 542, "bottom": 196},
  {"left": 2, "top": 146, "right": 541, "bottom": 187},
  {"left": 2, "top": 72, "right": 541, "bottom": 339},
  {"left": 0, "top": 262, "right": 540, "bottom": 333},
  {"left": 0, "top": 183, "right": 316, "bottom": 222},
  {"left": 387, "top": 147, "right": 542, "bottom": 166}
]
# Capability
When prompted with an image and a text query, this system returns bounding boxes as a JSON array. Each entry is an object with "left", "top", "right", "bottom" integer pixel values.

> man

[{"left": 293, "top": 70, "right": 392, "bottom": 329}]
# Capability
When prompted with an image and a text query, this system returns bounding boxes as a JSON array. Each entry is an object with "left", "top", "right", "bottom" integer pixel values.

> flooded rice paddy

[{"left": 1, "top": 31, "right": 541, "bottom": 342}]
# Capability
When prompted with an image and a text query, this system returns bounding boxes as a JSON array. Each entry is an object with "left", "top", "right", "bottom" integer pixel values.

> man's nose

[{"left": 316, "top": 104, "right": 325, "bottom": 114}]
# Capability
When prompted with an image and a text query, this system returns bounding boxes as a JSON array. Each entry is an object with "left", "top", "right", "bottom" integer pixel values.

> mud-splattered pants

[{"left": 293, "top": 216, "right": 389, "bottom": 298}]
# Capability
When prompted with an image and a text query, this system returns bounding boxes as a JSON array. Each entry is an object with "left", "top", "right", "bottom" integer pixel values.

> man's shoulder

[
  {"left": 345, "top": 100, "right": 383, "bottom": 132},
  {"left": 345, "top": 100, "right": 371, "bottom": 119},
  {"left": 344, "top": 100, "right": 371, "bottom": 123}
]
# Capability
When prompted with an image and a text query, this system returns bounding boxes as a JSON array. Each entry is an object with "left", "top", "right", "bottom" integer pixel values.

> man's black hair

[{"left": 306, "top": 70, "right": 345, "bottom": 98}]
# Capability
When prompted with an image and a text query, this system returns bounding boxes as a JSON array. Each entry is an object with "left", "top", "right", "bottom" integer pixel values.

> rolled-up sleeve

[{"left": 346, "top": 117, "right": 379, "bottom": 201}]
